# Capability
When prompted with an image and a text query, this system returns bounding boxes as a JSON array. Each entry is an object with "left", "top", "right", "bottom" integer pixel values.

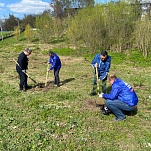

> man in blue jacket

[
  {"left": 47, "top": 50, "right": 61, "bottom": 87},
  {"left": 99, "top": 74, "right": 138, "bottom": 121},
  {"left": 90, "top": 50, "right": 111, "bottom": 96},
  {"left": 16, "top": 48, "right": 32, "bottom": 91}
]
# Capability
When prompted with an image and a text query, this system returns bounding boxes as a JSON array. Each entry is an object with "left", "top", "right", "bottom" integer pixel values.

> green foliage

[
  {"left": 128, "top": 50, "right": 151, "bottom": 67},
  {"left": 24, "top": 24, "right": 32, "bottom": 42},
  {"left": 0, "top": 24, "right": 151, "bottom": 151},
  {"left": 133, "top": 19, "right": 151, "bottom": 58},
  {"left": 67, "top": 2, "right": 139, "bottom": 52},
  {"left": 13, "top": 27, "right": 20, "bottom": 40},
  {"left": 109, "top": 52, "right": 127, "bottom": 65},
  {"left": 36, "top": 13, "right": 54, "bottom": 43}
]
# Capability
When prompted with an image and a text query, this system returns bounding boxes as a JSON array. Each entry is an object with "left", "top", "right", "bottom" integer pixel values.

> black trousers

[
  {"left": 54, "top": 69, "right": 60, "bottom": 86},
  {"left": 17, "top": 71, "right": 28, "bottom": 90}
]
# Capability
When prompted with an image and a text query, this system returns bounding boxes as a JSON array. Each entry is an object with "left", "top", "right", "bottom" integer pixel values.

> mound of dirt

[
  {"left": 30, "top": 83, "right": 54, "bottom": 92},
  {"left": 83, "top": 98, "right": 105, "bottom": 111}
]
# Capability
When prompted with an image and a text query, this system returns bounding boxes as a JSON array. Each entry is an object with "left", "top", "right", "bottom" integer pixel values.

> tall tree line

[
  {"left": 1, "top": 0, "right": 150, "bottom": 57},
  {"left": 66, "top": 2, "right": 151, "bottom": 57}
]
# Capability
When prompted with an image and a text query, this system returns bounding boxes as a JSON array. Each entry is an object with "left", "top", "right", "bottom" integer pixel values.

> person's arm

[
  {"left": 91, "top": 54, "right": 99, "bottom": 68},
  {"left": 50, "top": 57, "right": 57, "bottom": 70},
  {"left": 102, "top": 57, "right": 111, "bottom": 80},
  {"left": 103, "top": 87, "right": 119, "bottom": 100}
]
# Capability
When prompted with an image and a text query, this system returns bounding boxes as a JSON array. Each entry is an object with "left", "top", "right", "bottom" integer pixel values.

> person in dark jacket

[
  {"left": 99, "top": 74, "right": 138, "bottom": 121},
  {"left": 47, "top": 51, "right": 61, "bottom": 87},
  {"left": 90, "top": 50, "right": 111, "bottom": 96},
  {"left": 16, "top": 48, "right": 32, "bottom": 91}
]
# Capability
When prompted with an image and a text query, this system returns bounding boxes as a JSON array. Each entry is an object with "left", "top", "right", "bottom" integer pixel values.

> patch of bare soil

[
  {"left": 60, "top": 56, "right": 84, "bottom": 65},
  {"left": 83, "top": 98, "right": 105, "bottom": 111},
  {"left": 30, "top": 83, "right": 54, "bottom": 92}
]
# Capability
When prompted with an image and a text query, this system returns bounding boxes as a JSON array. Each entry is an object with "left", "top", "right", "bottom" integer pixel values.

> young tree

[
  {"left": 67, "top": 2, "right": 140, "bottom": 52},
  {"left": 13, "top": 27, "right": 20, "bottom": 40},
  {"left": 36, "top": 12, "right": 54, "bottom": 43},
  {"left": 53, "top": 18, "right": 66, "bottom": 38},
  {"left": 133, "top": 18, "right": 151, "bottom": 58},
  {"left": 24, "top": 24, "right": 32, "bottom": 42}
]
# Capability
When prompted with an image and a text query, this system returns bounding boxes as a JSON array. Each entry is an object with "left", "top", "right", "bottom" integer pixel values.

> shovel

[
  {"left": 95, "top": 67, "right": 100, "bottom": 95},
  {"left": 45, "top": 63, "right": 50, "bottom": 86},
  {"left": 13, "top": 58, "right": 37, "bottom": 84}
]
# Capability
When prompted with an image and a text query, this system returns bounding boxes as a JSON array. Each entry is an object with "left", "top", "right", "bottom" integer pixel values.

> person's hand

[
  {"left": 95, "top": 63, "right": 98, "bottom": 68},
  {"left": 47, "top": 69, "right": 50, "bottom": 72},
  {"left": 22, "top": 70, "right": 26, "bottom": 73},
  {"left": 99, "top": 93, "right": 104, "bottom": 98}
]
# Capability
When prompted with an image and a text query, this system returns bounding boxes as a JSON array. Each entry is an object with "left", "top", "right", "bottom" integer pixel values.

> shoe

[
  {"left": 59, "top": 82, "right": 63, "bottom": 86},
  {"left": 25, "top": 85, "right": 32, "bottom": 90},
  {"left": 90, "top": 92, "right": 97, "bottom": 96},
  {"left": 19, "top": 89, "right": 26, "bottom": 92},
  {"left": 54, "top": 84, "right": 60, "bottom": 87},
  {"left": 113, "top": 117, "right": 126, "bottom": 122}
]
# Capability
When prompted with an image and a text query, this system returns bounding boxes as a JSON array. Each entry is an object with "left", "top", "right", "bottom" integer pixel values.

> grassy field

[
  {"left": 0, "top": 31, "right": 13, "bottom": 40},
  {"left": 0, "top": 36, "right": 151, "bottom": 151}
]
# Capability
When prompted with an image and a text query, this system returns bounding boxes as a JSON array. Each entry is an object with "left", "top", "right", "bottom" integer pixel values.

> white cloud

[
  {"left": 0, "top": 3, "right": 5, "bottom": 7},
  {"left": 7, "top": 0, "right": 52, "bottom": 15}
]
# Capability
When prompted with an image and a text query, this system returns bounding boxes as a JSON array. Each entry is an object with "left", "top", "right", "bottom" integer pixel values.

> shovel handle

[
  {"left": 45, "top": 63, "right": 49, "bottom": 86},
  {"left": 95, "top": 67, "right": 99, "bottom": 94}
]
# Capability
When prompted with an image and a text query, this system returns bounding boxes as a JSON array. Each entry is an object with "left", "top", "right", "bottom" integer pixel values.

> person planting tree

[
  {"left": 16, "top": 48, "right": 32, "bottom": 91},
  {"left": 90, "top": 50, "right": 111, "bottom": 96},
  {"left": 47, "top": 50, "right": 62, "bottom": 87},
  {"left": 99, "top": 74, "right": 139, "bottom": 121}
]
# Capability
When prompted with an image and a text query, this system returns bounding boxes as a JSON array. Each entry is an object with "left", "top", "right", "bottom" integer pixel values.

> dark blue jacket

[
  {"left": 91, "top": 54, "right": 111, "bottom": 80},
  {"left": 16, "top": 52, "right": 28, "bottom": 72},
  {"left": 49, "top": 53, "right": 61, "bottom": 70},
  {"left": 103, "top": 78, "right": 138, "bottom": 106}
]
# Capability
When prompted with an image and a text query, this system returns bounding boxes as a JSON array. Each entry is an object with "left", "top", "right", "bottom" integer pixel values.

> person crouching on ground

[
  {"left": 99, "top": 74, "right": 138, "bottom": 121},
  {"left": 47, "top": 50, "right": 62, "bottom": 87}
]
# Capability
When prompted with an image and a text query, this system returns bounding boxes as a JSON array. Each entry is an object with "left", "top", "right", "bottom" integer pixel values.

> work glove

[
  {"left": 22, "top": 70, "right": 26, "bottom": 73},
  {"left": 99, "top": 93, "right": 104, "bottom": 98},
  {"left": 94, "top": 63, "right": 98, "bottom": 68}
]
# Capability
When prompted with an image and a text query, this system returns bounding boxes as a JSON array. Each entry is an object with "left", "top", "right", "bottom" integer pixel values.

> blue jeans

[
  {"left": 92, "top": 71, "right": 107, "bottom": 93},
  {"left": 54, "top": 69, "right": 60, "bottom": 86},
  {"left": 106, "top": 99, "right": 135, "bottom": 119}
]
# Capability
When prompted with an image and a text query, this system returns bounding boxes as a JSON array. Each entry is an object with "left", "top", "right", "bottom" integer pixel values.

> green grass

[{"left": 0, "top": 36, "right": 151, "bottom": 150}]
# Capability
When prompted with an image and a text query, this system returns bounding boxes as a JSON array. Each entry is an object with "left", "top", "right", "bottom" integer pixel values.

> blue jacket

[
  {"left": 91, "top": 54, "right": 111, "bottom": 80},
  {"left": 49, "top": 53, "right": 61, "bottom": 70},
  {"left": 103, "top": 78, "right": 138, "bottom": 106}
]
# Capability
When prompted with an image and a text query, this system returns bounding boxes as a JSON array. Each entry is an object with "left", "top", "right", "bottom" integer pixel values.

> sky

[
  {"left": 0, "top": 0, "right": 52, "bottom": 20},
  {"left": 0, "top": 0, "right": 113, "bottom": 20}
]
